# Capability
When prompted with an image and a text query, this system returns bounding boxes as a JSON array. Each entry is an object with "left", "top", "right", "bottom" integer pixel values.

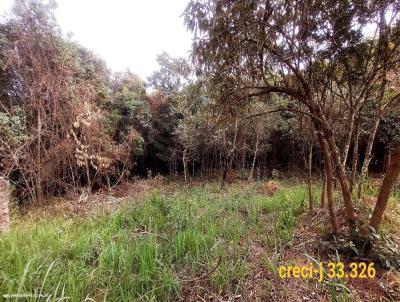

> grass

[{"left": 0, "top": 182, "right": 308, "bottom": 301}]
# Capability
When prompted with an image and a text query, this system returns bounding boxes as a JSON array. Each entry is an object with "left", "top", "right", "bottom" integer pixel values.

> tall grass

[{"left": 0, "top": 183, "right": 307, "bottom": 301}]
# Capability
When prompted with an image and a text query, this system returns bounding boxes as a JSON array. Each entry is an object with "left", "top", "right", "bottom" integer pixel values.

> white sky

[{"left": 0, "top": 0, "right": 193, "bottom": 80}]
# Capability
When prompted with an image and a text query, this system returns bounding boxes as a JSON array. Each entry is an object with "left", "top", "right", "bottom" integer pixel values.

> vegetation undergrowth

[{"left": 0, "top": 182, "right": 307, "bottom": 301}]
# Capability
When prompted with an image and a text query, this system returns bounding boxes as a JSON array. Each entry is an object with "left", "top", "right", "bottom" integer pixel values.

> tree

[
  {"left": 1, "top": 0, "right": 76, "bottom": 202},
  {"left": 0, "top": 0, "right": 142, "bottom": 201},
  {"left": 357, "top": 59, "right": 400, "bottom": 197},
  {"left": 184, "top": 0, "right": 400, "bottom": 230},
  {"left": 147, "top": 52, "right": 191, "bottom": 97},
  {"left": 108, "top": 71, "right": 149, "bottom": 144}
]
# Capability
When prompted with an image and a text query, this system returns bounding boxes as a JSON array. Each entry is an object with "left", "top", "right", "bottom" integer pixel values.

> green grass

[{"left": 0, "top": 182, "right": 307, "bottom": 301}]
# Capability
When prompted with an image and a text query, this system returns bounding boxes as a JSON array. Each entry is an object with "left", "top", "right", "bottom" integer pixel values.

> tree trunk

[
  {"left": 369, "top": 144, "right": 400, "bottom": 231},
  {"left": 0, "top": 177, "right": 10, "bottom": 233},
  {"left": 359, "top": 7, "right": 390, "bottom": 198},
  {"left": 320, "top": 169, "right": 326, "bottom": 207},
  {"left": 310, "top": 104, "right": 356, "bottom": 225},
  {"left": 36, "top": 109, "right": 43, "bottom": 204},
  {"left": 342, "top": 111, "right": 355, "bottom": 168},
  {"left": 221, "top": 160, "right": 228, "bottom": 188},
  {"left": 85, "top": 157, "right": 92, "bottom": 192},
  {"left": 357, "top": 113, "right": 381, "bottom": 198},
  {"left": 350, "top": 120, "right": 360, "bottom": 193},
  {"left": 248, "top": 131, "right": 259, "bottom": 181},
  {"left": 242, "top": 141, "right": 246, "bottom": 172},
  {"left": 304, "top": 142, "right": 313, "bottom": 211},
  {"left": 183, "top": 148, "right": 190, "bottom": 184},
  {"left": 325, "top": 133, "right": 356, "bottom": 224},
  {"left": 221, "top": 118, "right": 239, "bottom": 189},
  {"left": 318, "top": 134, "right": 338, "bottom": 234}
]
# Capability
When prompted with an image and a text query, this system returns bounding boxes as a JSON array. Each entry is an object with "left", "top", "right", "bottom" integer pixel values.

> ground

[{"left": 0, "top": 177, "right": 399, "bottom": 301}]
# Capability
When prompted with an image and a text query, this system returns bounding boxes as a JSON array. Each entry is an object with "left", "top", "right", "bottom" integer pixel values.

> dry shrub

[
  {"left": 0, "top": 4, "right": 139, "bottom": 203},
  {"left": 263, "top": 180, "right": 279, "bottom": 196}
]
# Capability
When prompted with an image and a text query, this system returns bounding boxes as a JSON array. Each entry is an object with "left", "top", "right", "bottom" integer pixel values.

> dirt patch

[{"left": 21, "top": 178, "right": 164, "bottom": 219}]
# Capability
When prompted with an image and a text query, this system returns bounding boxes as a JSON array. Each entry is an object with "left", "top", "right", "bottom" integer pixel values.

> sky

[{"left": 0, "top": 0, "right": 193, "bottom": 80}]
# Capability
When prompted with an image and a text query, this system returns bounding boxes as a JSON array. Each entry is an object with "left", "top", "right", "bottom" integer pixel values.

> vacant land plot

[{"left": 1, "top": 181, "right": 399, "bottom": 301}]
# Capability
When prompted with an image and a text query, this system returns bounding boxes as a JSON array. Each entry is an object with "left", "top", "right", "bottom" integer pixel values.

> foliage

[
  {"left": 0, "top": 107, "right": 27, "bottom": 149},
  {"left": 147, "top": 52, "right": 191, "bottom": 97}
]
